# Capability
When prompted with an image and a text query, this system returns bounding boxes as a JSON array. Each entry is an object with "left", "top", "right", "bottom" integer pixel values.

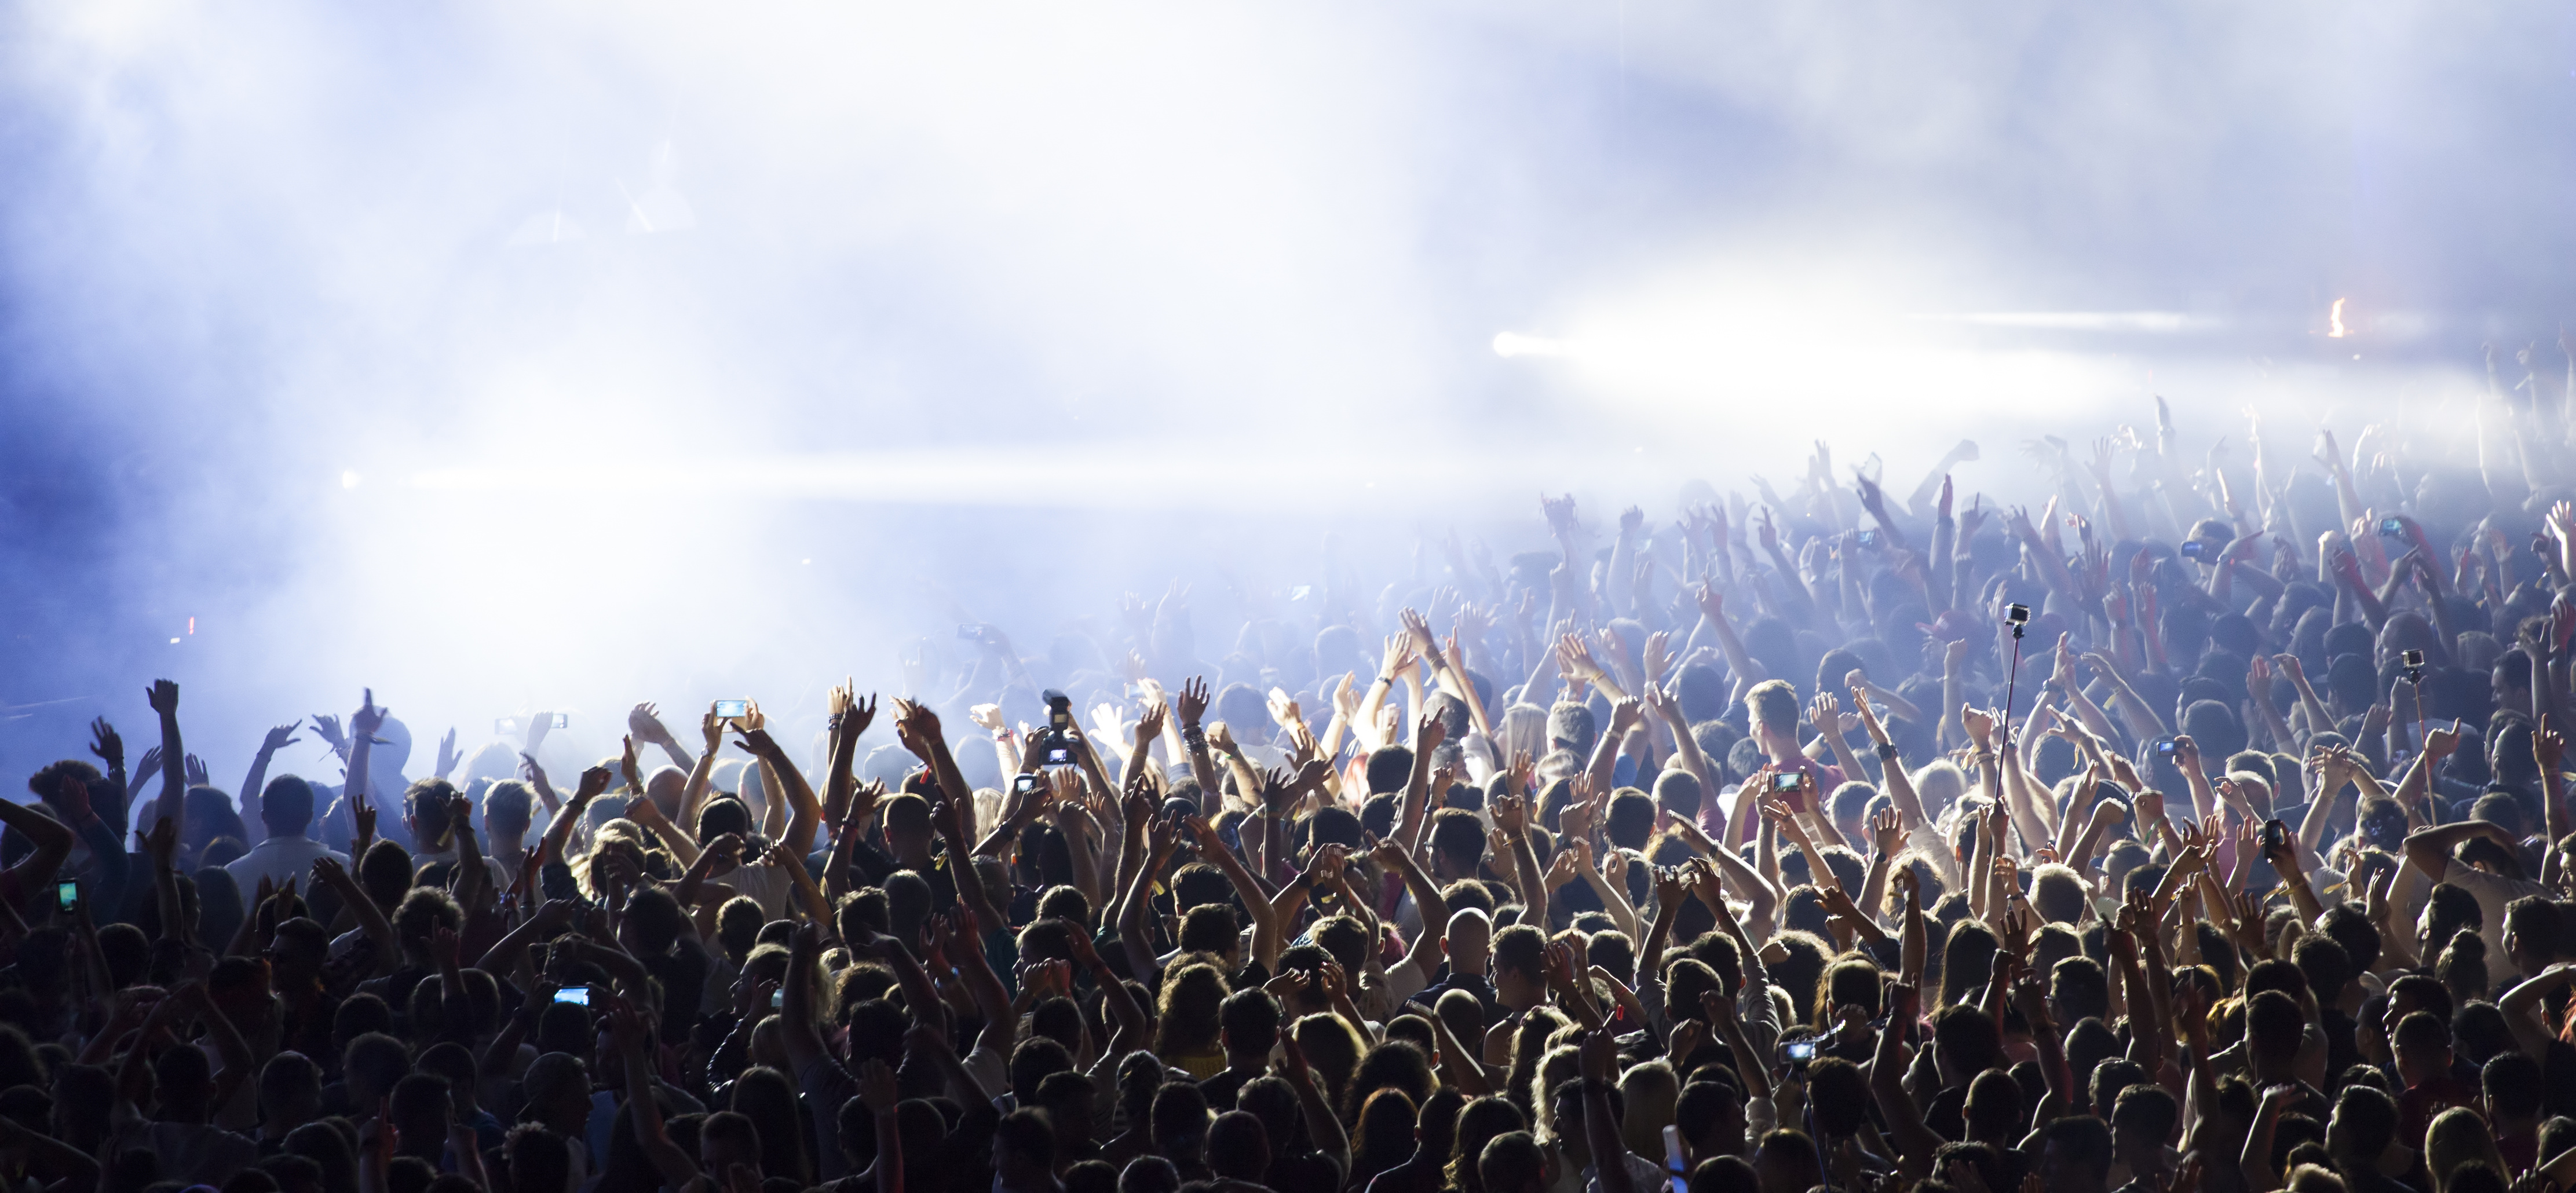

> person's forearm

[
  {"left": 2547, "top": 767, "right": 2568, "bottom": 855},
  {"left": 452, "top": 817, "right": 492, "bottom": 912},
  {"left": 155, "top": 708, "right": 185, "bottom": 830},
  {"left": 240, "top": 748, "right": 276, "bottom": 847},
  {"left": 1817, "top": 724, "right": 1865, "bottom": 788},
  {"left": 1510, "top": 831, "right": 1547, "bottom": 928}
]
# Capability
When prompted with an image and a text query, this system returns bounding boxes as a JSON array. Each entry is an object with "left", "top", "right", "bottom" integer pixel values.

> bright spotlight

[{"left": 1491, "top": 332, "right": 1569, "bottom": 358}]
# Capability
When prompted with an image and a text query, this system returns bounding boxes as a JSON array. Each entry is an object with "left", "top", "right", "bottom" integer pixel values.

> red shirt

[{"left": 2398, "top": 1075, "right": 2479, "bottom": 1147}]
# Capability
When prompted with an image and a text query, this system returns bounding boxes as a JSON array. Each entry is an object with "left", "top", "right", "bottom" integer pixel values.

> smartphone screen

[
  {"left": 549, "top": 713, "right": 570, "bottom": 729},
  {"left": 714, "top": 700, "right": 750, "bottom": 719},
  {"left": 770, "top": 988, "right": 785, "bottom": 1009},
  {"left": 553, "top": 986, "right": 590, "bottom": 1007},
  {"left": 54, "top": 881, "right": 75, "bottom": 912}
]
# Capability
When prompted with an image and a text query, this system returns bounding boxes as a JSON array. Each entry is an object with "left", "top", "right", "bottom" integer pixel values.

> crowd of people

[{"left": 8, "top": 395, "right": 2576, "bottom": 1193}]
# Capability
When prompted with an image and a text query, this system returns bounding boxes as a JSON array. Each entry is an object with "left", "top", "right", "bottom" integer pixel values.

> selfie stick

[
  {"left": 2000, "top": 609, "right": 2028, "bottom": 752},
  {"left": 1997, "top": 605, "right": 2029, "bottom": 858}
]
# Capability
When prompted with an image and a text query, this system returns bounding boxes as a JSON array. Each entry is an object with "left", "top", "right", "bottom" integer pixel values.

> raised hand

[
  {"left": 147, "top": 679, "right": 180, "bottom": 716},
  {"left": 2538, "top": 716, "right": 2566, "bottom": 771},
  {"left": 1555, "top": 633, "right": 1605, "bottom": 682},
  {"left": 87, "top": 718, "right": 124, "bottom": 770},
  {"left": 1960, "top": 704, "right": 1997, "bottom": 746},
  {"left": 1542, "top": 845, "right": 1583, "bottom": 891},
  {"left": 137, "top": 817, "right": 178, "bottom": 866},
  {"left": 349, "top": 689, "right": 388, "bottom": 740},
  {"left": 1175, "top": 677, "right": 1211, "bottom": 729},
  {"left": 628, "top": 703, "right": 678, "bottom": 748},
  {"left": 1808, "top": 692, "right": 1847, "bottom": 737},
  {"left": 183, "top": 754, "right": 209, "bottom": 786},
  {"left": 1870, "top": 807, "right": 1905, "bottom": 858},
  {"left": 1654, "top": 865, "right": 1688, "bottom": 914}
]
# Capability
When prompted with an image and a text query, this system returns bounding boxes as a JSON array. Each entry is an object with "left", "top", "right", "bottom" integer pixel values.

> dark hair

[
  {"left": 2040, "top": 1115, "right": 2113, "bottom": 1183},
  {"left": 2112, "top": 1084, "right": 2177, "bottom": 1144},
  {"left": 262, "top": 775, "right": 317, "bottom": 836},
  {"left": 1220, "top": 989, "right": 1282, "bottom": 1056},
  {"left": 2484, "top": 1050, "right": 2545, "bottom": 1121},
  {"left": 1931, "top": 1004, "right": 2004, "bottom": 1077}
]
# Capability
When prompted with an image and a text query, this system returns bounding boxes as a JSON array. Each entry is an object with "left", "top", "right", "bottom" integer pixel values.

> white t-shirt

[{"left": 225, "top": 836, "right": 349, "bottom": 896}]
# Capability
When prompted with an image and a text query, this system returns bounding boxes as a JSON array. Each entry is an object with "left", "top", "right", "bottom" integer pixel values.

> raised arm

[
  {"left": 611, "top": 995, "right": 701, "bottom": 1190},
  {"left": 146, "top": 679, "right": 186, "bottom": 830},
  {"left": 236, "top": 722, "right": 301, "bottom": 847},
  {"left": 1579, "top": 1026, "right": 1634, "bottom": 1193},
  {"left": 737, "top": 726, "right": 826, "bottom": 859},
  {"left": 536, "top": 766, "right": 611, "bottom": 868}
]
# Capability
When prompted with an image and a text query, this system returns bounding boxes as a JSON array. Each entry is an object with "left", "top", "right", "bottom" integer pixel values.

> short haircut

[
  {"left": 1220, "top": 989, "right": 1283, "bottom": 1055},
  {"left": 995, "top": 1107, "right": 1054, "bottom": 1170},
  {"left": 1745, "top": 681, "right": 1799, "bottom": 738},
  {"left": 2484, "top": 1050, "right": 2545, "bottom": 1121},
  {"left": 1479, "top": 1130, "right": 1550, "bottom": 1193},
  {"left": 2112, "top": 1084, "right": 2177, "bottom": 1144},
  {"left": 1492, "top": 924, "right": 1547, "bottom": 979},
  {"left": 261, "top": 776, "right": 317, "bottom": 836},
  {"left": 2041, "top": 1115, "right": 2113, "bottom": 1183},
  {"left": 2247, "top": 990, "right": 2306, "bottom": 1063},
  {"left": 2394, "top": 1011, "right": 2451, "bottom": 1054},
  {"left": 1365, "top": 746, "right": 1415, "bottom": 796}
]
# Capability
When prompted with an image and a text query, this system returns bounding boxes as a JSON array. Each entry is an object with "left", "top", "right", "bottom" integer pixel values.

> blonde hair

[
  {"left": 1289, "top": 1013, "right": 1365, "bottom": 1108},
  {"left": 2425, "top": 1107, "right": 2505, "bottom": 1193},
  {"left": 1913, "top": 760, "right": 1969, "bottom": 824},
  {"left": 1618, "top": 1060, "right": 1678, "bottom": 1159}
]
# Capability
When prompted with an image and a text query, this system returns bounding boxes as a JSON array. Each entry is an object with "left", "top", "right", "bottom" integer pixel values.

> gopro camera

[
  {"left": 54, "top": 881, "right": 75, "bottom": 912},
  {"left": 2005, "top": 603, "right": 2030, "bottom": 626},
  {"left": 1039, "top": 690, "right": 1077, "bottom": 766},
  {"left": 2402, "top": 649, "right": 2425, "bottom": 671},
  {"left": 714, "top": 700, "right": 750, "bottom": 720},
  {"left": 554, "top": 986, "right": 590, "bottom": 1007}
]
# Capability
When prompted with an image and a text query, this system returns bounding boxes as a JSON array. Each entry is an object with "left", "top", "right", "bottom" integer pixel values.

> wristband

[{"left": 1876, "top": 742, "right": 1901, "bottom": 762}]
